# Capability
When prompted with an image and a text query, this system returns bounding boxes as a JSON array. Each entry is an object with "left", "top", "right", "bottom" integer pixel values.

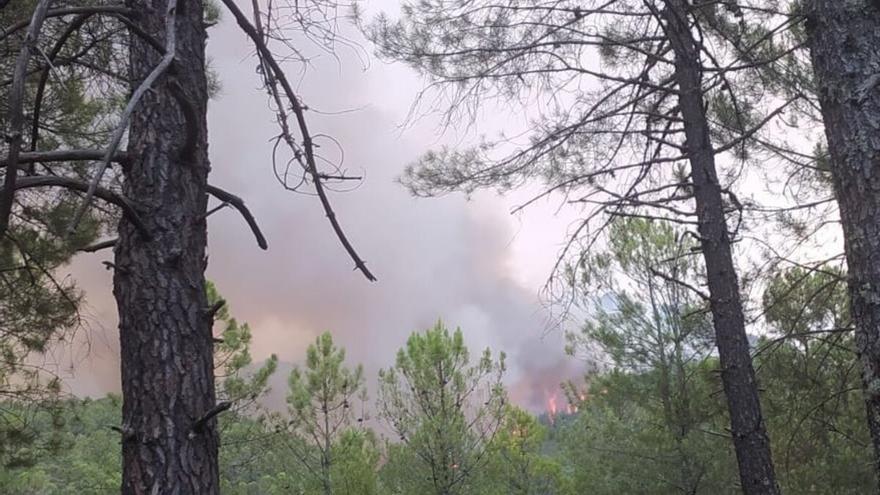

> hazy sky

[{"left": 54, "top": 1, "right": 589, "bottom": 413}]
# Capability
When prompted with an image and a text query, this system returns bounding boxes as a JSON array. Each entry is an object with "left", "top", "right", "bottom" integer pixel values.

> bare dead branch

[
  {"left": 101, "top": 260, "right": 121, "bottom": 272},
  {"left": 714, "top": 96, "right": 802, "bottom": 155},
  {"left": 109, "top": 424, "right": 136, "bottom": 442},
  {"left": 648, "top": 266, "right": 710, "bottom": 301},
  {"left": 0, "top": 149, "right": 128, "bottom": 168},
  {"left": 198, "top": 201, "right": 229, "bottom": 221},
  {"left": 30, "top": 14, "right": 92, "bottom": 155},
  {"left": 14, "top": 175, "right": 149, "bottom": 238},
  {"left": 202, "top": 298, "right": 226, "bottom": 321},
  {"left": 0, "top": 0, "right": 54, "bottom": 237},
  {"left": 0, "top": 5, "right": 134, "bottom": 41},
  {"left": 112, "top": 13, "right": 166, "bottom": 53},
  {"left": 80, "top": 238, "right": 117, "bottom": 253},
  {"left": 191, "top": 401, "right": 233, "bottom": 434},
  {"left": 220, "top": 0, "right": 376, "bottom": 281},
  {"left": 3, "top": 231, "right": 80, "bottom": 313},
  {"left": 206, "top": 185, "right": 268, "bottom": 250},
  {"left": 68, "top": 0, "right": 178, "bottom": 235}
]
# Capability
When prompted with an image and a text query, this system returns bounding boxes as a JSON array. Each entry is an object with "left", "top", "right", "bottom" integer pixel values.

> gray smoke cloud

[{"left": 57, "top": 6, "right": 586, "bottom": 413}]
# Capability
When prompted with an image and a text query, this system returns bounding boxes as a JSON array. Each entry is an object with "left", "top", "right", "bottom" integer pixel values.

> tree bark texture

[
  {"left": 661, "top": 1, "right": 780, "bottom": 493},
  {"left": 114, "top": 0, "right": 217, "bottom": 493},
  {"left": 807, "top": 1, "right": 880, "bottom": 490}
]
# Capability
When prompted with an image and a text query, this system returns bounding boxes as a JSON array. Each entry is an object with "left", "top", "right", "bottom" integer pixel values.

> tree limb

[
  {"left": 206, "top": 185, "right": 268, "bottom": 250},
  {"left": 68, "top": 0, "right": 178, "bottom": 235},
  {"left": 220, "top": 0, "right": 376, "bottom": 281},
  {"left": 14, "top": 175, "right": 149, "bottom": 239},
  {"left": 0, "top": 149, "right": 128, "bottom": 168},
  {"left": 30, "top": 13, "right": 92, "bottom": 156},
  {"left": 0, "top": 6, "right": 134, "bottom": 41},
  {"left": 202, "top": 298, "right": 226, "bottom": 321},
  {"left": 190, "top": 401, "right": 232, "bottom": 434},
  {"left": 0, "top": 0, "right": 53, "bottom": 237},
  {"left": 648, "top": 266, "right": 710, "bottom": 301},
  {"left": 80, "top": 238, "right": 117, "bottom": 253}
]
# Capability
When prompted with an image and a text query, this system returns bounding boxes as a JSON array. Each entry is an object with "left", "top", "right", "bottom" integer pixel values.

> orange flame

[{"left": 547, "top": 391, "right": 559, "bottom": 424}]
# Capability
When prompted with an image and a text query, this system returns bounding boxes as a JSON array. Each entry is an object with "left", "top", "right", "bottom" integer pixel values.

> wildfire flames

[
  {"left": 547, "top": 393, "right": 558, "bottom": 419},
  {"left": 545, "top": 390, "right": 583, "bottom": 425}
]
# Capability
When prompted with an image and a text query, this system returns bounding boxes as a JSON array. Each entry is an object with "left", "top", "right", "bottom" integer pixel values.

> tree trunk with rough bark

[
  {"left": 114, "top": 0, "right": 218, "bottom": 492},
  {"left": 807, "top": 1, "right": 880, "bottom": 489},
  {"left": 661, "top": 1, "right": 780, "bottom": 493}
]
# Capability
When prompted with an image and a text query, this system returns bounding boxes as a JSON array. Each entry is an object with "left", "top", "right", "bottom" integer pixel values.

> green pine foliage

[{"left": 378, "top": 322, "right": 507, "bottom": 495}]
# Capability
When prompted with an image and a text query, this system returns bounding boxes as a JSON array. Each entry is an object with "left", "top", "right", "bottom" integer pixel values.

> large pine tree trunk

[
  {"left": 807, "top": 1, "right": 880, "bottom": 489},
  {"left": 114, "top": 0, "right": 218, "bottom": 492},
  {"left": 661, "top": 1, "right": 780, "bottom": 493}
]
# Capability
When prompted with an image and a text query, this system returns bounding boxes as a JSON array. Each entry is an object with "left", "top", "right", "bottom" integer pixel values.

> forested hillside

[{"left": 2, "top": 226, "right": 873, "bottom": 494}]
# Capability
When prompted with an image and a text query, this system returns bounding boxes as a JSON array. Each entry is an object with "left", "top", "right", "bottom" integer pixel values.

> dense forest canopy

[{"left": 2, "top": 0, "right": 880, "bottom": 494}]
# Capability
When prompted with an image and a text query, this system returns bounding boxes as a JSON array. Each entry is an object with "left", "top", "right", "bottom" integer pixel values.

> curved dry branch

[
  {"left": 191, "top": 401, "right": 232, "bottom": 434},
  {"left": 67, "top": 0, "right": 178, "bottom": 235},
  {"left": 30, "top": 13, "right": 92, "bottom": 155},
  {"left": 220, "top": 0, "right": 376, "bottom": 281},
  {"left": 206, "top": 185, "right": 268, "bottom": 250},
  {"left": 0, "top": 149, "right": 128, "bottom": 168},
  {"left": 0, "top": 0, "right": 54, "bottom": 237},
  {"left": 15, "top": 175, "right": 149, "bottom": 239},
  {"left": 0, "top": 5, "right": 134, "bottom": 41},
  {"left": 80, "top": 238, "right": 117, "bottom": 253}
]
